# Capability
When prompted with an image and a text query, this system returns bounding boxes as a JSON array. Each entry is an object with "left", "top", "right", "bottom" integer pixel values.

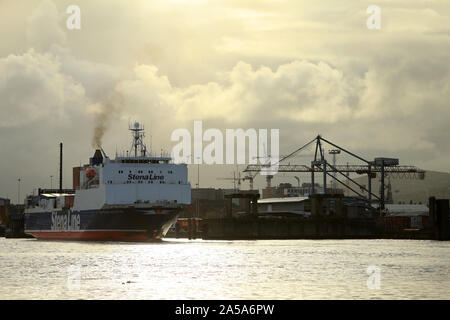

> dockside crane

[
  {"left": 244, "top": 135, "right": 425, "bottom": 210},
  {"left": 217, "top": 171, "right": 242, "bottom": 191},
  {"left": 242, "top": 173, "right": 257, "bottom": 190}
]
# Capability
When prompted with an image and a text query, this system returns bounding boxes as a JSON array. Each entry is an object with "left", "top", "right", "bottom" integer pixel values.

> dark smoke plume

[{"left": 91, "top": 92, "right": 123, "bottom": 148}]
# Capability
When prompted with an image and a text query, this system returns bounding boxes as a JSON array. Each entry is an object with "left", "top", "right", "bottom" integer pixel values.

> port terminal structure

[{"left": 244, "top": 135, "right": 426, "bottom": 211}]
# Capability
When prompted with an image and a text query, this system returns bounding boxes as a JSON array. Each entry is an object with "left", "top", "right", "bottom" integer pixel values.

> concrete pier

[
  {"left": 201, "top": 216, "right": 378, "bottom": 240},
  {"left": 199, "top": 195, "right": 450, "bottom": 241}
]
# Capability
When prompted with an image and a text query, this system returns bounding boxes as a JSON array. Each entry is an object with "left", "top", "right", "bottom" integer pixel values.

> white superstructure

[{"left": 73, "top": 122, "right": 191, "bottom": 211}]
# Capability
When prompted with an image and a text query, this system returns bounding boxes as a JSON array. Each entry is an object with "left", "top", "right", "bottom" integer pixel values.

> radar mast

[{"left": 129, "top": 121, "right": 147, "bottom": 157}]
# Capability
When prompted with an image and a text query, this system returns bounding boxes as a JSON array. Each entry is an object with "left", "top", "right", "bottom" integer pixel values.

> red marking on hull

[{"left": 26, "top": 231, "right": 161, "bottom": 242}]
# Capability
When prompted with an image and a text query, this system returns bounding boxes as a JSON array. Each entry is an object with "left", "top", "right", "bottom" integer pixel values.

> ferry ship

[{"left": 24, "top": 122, "right": 191, "bottom": 241}]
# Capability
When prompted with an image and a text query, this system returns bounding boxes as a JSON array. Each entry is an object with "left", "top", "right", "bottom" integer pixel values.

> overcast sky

[{"left": 1, "top": 0, "right": 449, "bottom": 202}]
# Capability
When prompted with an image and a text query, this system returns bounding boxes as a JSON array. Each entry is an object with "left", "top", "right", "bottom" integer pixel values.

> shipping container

[
  {"left": 421, "top": 216, "right": 431, "bottom": 229},
  {"left": 382, "top": 216, "right": 411, "bottom": 232}
]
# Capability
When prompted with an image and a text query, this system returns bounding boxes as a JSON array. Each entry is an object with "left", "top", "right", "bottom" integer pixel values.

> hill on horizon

[{"left": 349, "top": 170, "right": 450, "bottom": 204}]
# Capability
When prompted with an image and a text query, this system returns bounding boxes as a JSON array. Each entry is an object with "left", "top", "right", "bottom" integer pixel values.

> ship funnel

[
  {"left": 100, "top": 148, "right": 109, "bottom": 159},
  {"left": 90, "top": 149, "right": 103, "bottom": 166}
]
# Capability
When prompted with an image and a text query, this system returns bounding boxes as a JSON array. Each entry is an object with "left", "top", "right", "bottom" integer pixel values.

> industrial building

[
  {"left": 191, "top": 188, "right": 236, "bottom": 201},
  {"left": 0, "top": 197, "right": 9, "bottom": 226},
  {"left": 261, "top": 182, "right": 344, "bottom": 199},
  {"left": 0, "top": 197, "right": 9, "bottom": 236},
  {"left": 257, "top": 197, "right": 310, "bottom": 216}
]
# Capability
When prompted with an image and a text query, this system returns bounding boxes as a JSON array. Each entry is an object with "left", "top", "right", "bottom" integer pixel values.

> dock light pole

[
  {"left": 17, "top": 178, "right": 21, "bottom": 204},
  {"left": 50, "top": 175, "right": 53, "bottom": 189},
  {"left": 196, "top": 156, "right": 200, "bottom": 189},
  {"left": 293, "top": 176, "right": 300, "bottom": 188},
  {"left": 59, "top": 142, "right": 63, "bottom": 193},
  {"left": 196, "top": 156, "right": 200, "bottom": 219}
]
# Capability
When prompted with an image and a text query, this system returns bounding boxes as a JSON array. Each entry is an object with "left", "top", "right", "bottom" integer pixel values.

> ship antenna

[
  {"left": 129, "top": 121, "right": 147, "bottom": 158},
  {"left": 150, "top": 133, "right": 152, "bottom": 156}
]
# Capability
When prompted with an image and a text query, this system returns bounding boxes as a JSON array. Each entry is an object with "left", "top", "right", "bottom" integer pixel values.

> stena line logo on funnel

[{"left": 170, "top": 120, "right": 279, "bottom": 175}]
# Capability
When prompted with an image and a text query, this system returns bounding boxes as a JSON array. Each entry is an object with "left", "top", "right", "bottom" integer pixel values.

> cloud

[
  {"left": 26, "top": 0, "right": 67, "bottom": 52},
  {"left": 1, "top": 0, "right": 450, "bottom": 199},
  {"left": 115, "top": 60, "right": 356, "bottom": 126},
  {"left": 0, "top": 49, "right": 86, "bottom": 128}
]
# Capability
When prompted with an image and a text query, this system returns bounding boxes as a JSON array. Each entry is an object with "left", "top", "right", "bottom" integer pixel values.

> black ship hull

[{"left": 24, "top": 207, "right": 181, "bottom": 241}]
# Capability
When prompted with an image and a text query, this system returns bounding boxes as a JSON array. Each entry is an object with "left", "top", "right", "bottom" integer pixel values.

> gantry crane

[
  {"left": 217, "top": 171, "right": 242, "bottom": 191},
  {"left": 244, "top": 135, "right": 425, "bottom": 210},
  {"left": 242, "top": 173, "right": 257, "bottom": 190}
]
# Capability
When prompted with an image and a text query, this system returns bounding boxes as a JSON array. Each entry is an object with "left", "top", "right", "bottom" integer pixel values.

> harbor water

[{"left": 0, "top": 238, "right": 449, "bottom": 299}]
